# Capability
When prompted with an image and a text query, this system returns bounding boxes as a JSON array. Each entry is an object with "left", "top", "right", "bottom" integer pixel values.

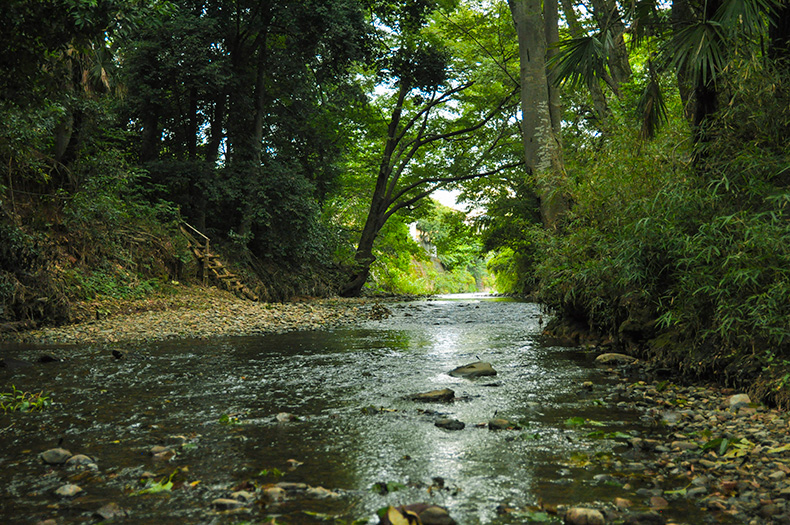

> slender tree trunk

[
  {"left": 589, "top": 0, "right": 631, "bottom": 89},
  {"left": 340, "top": 83, "right": 409, "bottom": 297},
  {"left": 544, "top": 0, "right": 562, "bottom": 134},
  {"left": 508, "top": 0, "right": 567, "bottom": 229}
]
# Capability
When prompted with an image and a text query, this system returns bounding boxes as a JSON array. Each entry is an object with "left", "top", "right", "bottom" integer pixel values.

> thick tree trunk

[{"left": 508, "top": 0, "right": 567, "bottom": 229}]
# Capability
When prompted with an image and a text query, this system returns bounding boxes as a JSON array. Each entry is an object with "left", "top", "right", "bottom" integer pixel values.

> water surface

[{"left": 0, "top": 296, "right": 705, "bottom": 524}]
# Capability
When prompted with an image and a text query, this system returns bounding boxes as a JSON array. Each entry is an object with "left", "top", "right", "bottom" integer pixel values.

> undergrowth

[{"left": 534, "top": 66, "right": 790, "bottom": 407}]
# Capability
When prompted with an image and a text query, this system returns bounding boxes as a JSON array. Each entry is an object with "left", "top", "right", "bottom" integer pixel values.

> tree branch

[{"left": 383, "top": 160, "right": 524, "bottom": 221}]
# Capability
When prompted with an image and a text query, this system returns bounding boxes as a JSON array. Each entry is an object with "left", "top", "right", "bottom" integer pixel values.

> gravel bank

[{"left": 1, "top": 286, "right": 380, "bottom": 345}]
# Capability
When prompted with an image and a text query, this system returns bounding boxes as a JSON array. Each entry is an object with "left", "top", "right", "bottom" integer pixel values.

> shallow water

[{"left": 0, "top": 296, "right": 715, "bottom": 524}]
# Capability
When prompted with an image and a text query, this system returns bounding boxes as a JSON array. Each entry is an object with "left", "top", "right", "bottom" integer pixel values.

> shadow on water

[{"left": 0, "top": 296, "right": 722, "bottom": 524}]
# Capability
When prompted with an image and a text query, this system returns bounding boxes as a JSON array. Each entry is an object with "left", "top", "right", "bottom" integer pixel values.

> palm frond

[
  {"left": 665, "top": 21, "right": 728, "bottom": 86},
  {"left": 637, "top": 64, "right": 667, "bottom": 140},
  {"left": 548, "top": 34, "right": 608, "bottom": 88},
  {"left": 714, "top": 0, "right": 779, "bottom": 38},
  {"left": 624, "top": 0, "right": 665, "bottom": 48}
]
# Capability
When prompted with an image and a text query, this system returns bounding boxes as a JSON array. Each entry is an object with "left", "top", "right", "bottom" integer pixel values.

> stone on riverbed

[
  {"left": 594, "top": 353, "right": 638, "bottom": 365},
  {"left": 435, "top": 418, "right": 465, "bottom": 430},
  {"left": 211, "top": 498, "right": 246, "bottom": 510},
  {"left": 231, "top": 490, "right": 255, "bottom": 502},
  {"left": 623, "top": 512, "right": 667, "bottom": 525},
  {"left": 564, "top": 507, "right": 605, "bottom": 525},
  {"left": 306, "top": 486, "right": 340, "bottom": 499},
  {"left": 727, "top": 393, "right": 751, "bottom": 410},
  {"left": 263, "top": 486, "right": 286, "bottom": 501},
  {"left": 488, "top": 418, "right": 520, "bottom": 430},
  {"left": 411, "top": 388, "right": 455, "bottom": 402},
  {"left": 40, "top": 448, "right": 72, "bottom": 465},
  {"left": 54, "top": 484, "right": 82, "bottom": 498},
  {"left": 94, "top": 502, "right": 127, "bottom": 520},
  {"left": 448, "top": 361, "right": 496, "bottom": 378},
  {"left": 275, "top": 482, "right": 308, "bottom": 493},
  {"left": 379, "top": 504, "right": 456, "bottom": 525},
  {"left": 66, "top": 454, "right": 98, "bottom": 470},
  {"left": 275, "top": 412, "right": 298, "bottom": 422}
]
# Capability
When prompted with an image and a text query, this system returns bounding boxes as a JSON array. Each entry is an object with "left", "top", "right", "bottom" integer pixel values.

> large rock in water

[
  {"left": 564, "top": 507, "right": 605, "bottom": 525},
  {"left": 448, "top": 361, "right": 497, "bottom": 378},
  {"left": 40, "top": 448, "right": 72, "bottom": 465},
  {"left": 411, "top": 388, "right": 455, "bottom": 402},
  {"left": 379, "top": 504, "right": 456, "bottom": 525},
  {"left": 594, "top": 353, "right": 638, "bottom": 365}
]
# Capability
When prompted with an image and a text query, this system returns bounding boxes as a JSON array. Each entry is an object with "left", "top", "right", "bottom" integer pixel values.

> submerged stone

[
  {"left": 40, "top": 448, "right": 72, "bottom": 465},
  {"left": 54, "top": 484, "right": 82, "bottom": 497},
  {"left": 411, "top": 388, "right": 455, "bottom": 402},
  {"left": 594, "top": 353, "right": 638, "bottom": 365},
  {"left": 624, "top": 512, "right": 667, "bottom": 525},
  {"left": 448, "top": 361, "right": 496, "bottom": 378},
  {"left": 379, "top": 504, "right": 456, "bottom": 525},
  {"left": 488, "top": 418, "right": 519, "bottom": 430},
  {"left": 435, "top": 418, "right": 465, "bottom": 431},
  {"left": 94, "top": 502, "right": 127, "bottom": 520},
  {"left": 564, "top": 507, "right": 605, "bottom": 525},
  {"left": 306, "top": 486, "right": 340, "bottom": 498},
  {"left": 211, "top": 498, "right": 245, "bottom": 510}
]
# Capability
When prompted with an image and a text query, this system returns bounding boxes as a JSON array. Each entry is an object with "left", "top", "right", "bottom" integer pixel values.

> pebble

[
  {"left": 263, "top": 486, "right": 286, "bottom": 501},
  {"left": 54, "top": 484, "right": 82, "bottom": 497},
  {"left": 211, "top": 498, "right": 245, "bottom": 510},
  {"left": 305, "top": 486, "right": 340, "bottom": 498},
  {"left": 94, "top": 502, "right": 127, "bottom": 520}
]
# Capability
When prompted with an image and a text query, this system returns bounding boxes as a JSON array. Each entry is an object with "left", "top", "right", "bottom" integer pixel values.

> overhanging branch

[{"left": 383, "top": 160, "right": 524, "bottom": 221}]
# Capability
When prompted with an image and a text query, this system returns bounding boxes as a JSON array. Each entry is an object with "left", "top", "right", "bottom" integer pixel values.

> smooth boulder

[
  {"left": 379, "top": 504, "right": 456, "bottom": 525},
  {"left": 448, "top": 361, "right": 496, "bottom": 378},
  {"left": 40, "top": 448, "right": 72, "bottom": 465},
  {"left": 594, "top": 353, "right": 638, "bottom": 365},
  {"left": 411, "top": 388, "right": 455, "bottom": 402},
  {"left": 435, "top": 418, "right": 465, "bottom": 431},
  {"left": 565, "top": 507, "right": 605, "bottom": 525}
]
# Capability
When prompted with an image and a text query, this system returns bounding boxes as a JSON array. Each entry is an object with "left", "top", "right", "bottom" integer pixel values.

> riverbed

[{"left": 0, "top": 295, "right": 745, "bottom": 524}]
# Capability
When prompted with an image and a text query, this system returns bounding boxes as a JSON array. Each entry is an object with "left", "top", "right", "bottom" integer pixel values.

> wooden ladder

[{"left": 179, "top": 221, "right": 258, "bottom": 301}]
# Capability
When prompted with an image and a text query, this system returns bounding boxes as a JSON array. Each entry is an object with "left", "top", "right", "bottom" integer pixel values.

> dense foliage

[{"left": 506, "top": 0, "right": 790, "bottom": 406}]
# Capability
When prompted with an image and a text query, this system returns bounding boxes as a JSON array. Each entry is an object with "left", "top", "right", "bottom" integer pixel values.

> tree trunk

[
  {"left": 589, "top": 0, "right": 631, "bottom": 90},
  {"left": 508, "top": 0, "right": 567, "bottom": 229},
  {"left": 692, "top": 0, "right": 721, "bottom": 152},
  {"left": 226, "top": 7, "right": 271, "bottom": 242},
  {"left": 544, "top": 0, "right": 562, "bottom": 134},
  {"left": 340, "top": 83, "right": 409, "bottom": 297}
]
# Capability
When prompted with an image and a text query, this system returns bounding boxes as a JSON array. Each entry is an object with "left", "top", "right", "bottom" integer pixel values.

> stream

[{"left": 0, "top": 295, "right": 712, "bottom": 524}]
